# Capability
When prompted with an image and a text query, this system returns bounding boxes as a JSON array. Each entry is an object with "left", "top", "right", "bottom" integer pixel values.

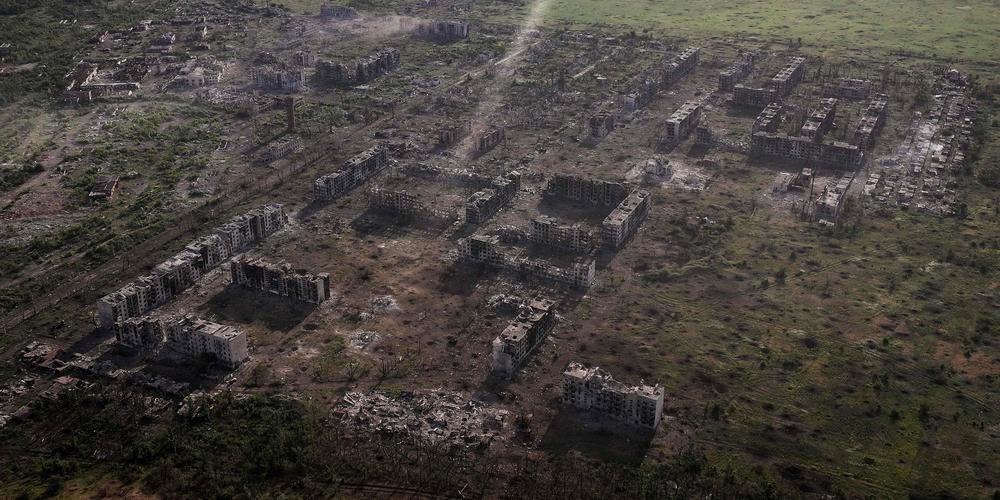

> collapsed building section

[
  {"left": 750, "top": 132, "right": 861, "bottom": 169},
  {"left": 718, "top": 51, "right": 756, "bottom": 91},
  {"left": 320, "top": 4, "right": 360, "bottom": 19},
  {"left": 96, "top": 205, "right": 287, "bottom": 328},
  {"left": 800, "top": 98, "right": 838, "bottom": 142},
  {"left": 367, "top": 187, "right": 456, "bottom": 226},
  {"left": 663, "top": 100, "right": 703, "bottom": 146},
  {"left": 316, "top": 48, "right": 399, "bottom": 86},
  {"left": 823, "top": 78, "right": 872, "bottom": 100},
  {"left": 662, "top": 47, "right": 700, "bottom": 85},
  {"left": 853, "top": 94, "right": 888, "bottom": 150},
  {"left": 752, "top": 103, "right": 783, "bottom": 133},
  {"left": 814, "top": 173, "right": 856, "bottom": 223},
  {"left": 529, "top": 216, "right": 591, "bottom": 254},
  {"left": 602, "top": 190, "right": 650, "bottom": 250},
  {"left": 230, "top": 257, "right": 331, "bottom": 304},
  {"left": 734, "top": 56, "right": 805, "bottom": 107},
  {"left": 588, "top": 110, "right": 616, "bottom": 139},
  {"left": 439, "top": 121, "right": 471, "bottom": 147},
  {"left": 621, "top": 47, "right": 699, "bottom": 114},
  {"left": 414, "top": 20, "right": 469, "bottom": 42},
  {"left": 562, "top": 362, "right": 664, "bottom": 429},
  {"left": 465, "top": 171, "right": 521, "bottom": 224},
  {"left": 314, "top": 146, "right": 389, "bottom": 201},
  {"left": 457, "top": 235, "right": 595, "bottom": 289},
  {"left": 491, "top": 299, "right": 557, "bottom": 379},
  {"left": 250, "top": 65, "right": 305, "bottom": 92},
  {"left": 474, "top": 127, "right": 505, "bottom": 156},
  {"left": 118, "top": 314, "right": 248, "bottom": 368}
]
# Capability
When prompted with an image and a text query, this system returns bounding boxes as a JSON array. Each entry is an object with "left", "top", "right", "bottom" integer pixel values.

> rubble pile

[{"left": 336, "top": 390, "right": 507, "bottom": 449}]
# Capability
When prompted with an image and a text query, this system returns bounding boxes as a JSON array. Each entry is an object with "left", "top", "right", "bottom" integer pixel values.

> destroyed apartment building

[
  {"left": 752, "top": 103, "right": 783, "bottom": 133},
  {"left": 474, "top": 127, "right": 506, "bottom": 156},
  {"left": 439, "top": 121, "right": 472, "bottom": 147},
  {"left": 621, "top": 46, "right": 699, "bottom": 114},
  {"left": 853, "top": 94, "right": 888, "bottom": 150},
  {"left": 457, "top": 234, "right": 596, "bottom": 289},
  {"left": 316, "top": 47, "right": 400, "bottom": 86},
  {"left": 718, "top": 50, "right": 756, "bottom": 91},
  {"left": 750, "top": 93, "right": 862, "bottom": 168},
  {"left": 543, "top": 174, "right": 650, "bottom": 250},
  {"left": 663, "top": 100, "right": 703, "bottom": 146},
  {"left": 250, "top": 65, "right": 306, "bottom": 92},
  {"left": 63, "top": 60, "right": 141, "bottom": 103},
  {"left": 414, "top": 20, "right": 470, "bottom": 42},
  {"left": 367, "top": 187, "right": 456, "bottom": 226},
  {"left": 529, "top": 216, "right": 591, "bottom": 254},
  {"left": 230, "top": 257, "right": 332, "bottom": 304},
  {"left": 814, "top": 172, "right": 856, "bottom": 223},
  {"left": 602, "top": 189, "right": 650, "bottom": 250},
  {"left": 314, "top": 146, "right": 389, "bottom": 201},
  {"left": 733, "top": 56, "right": 805, "bottom": 107},
  {"left": 800, "top": 98, "right": 838, "bottom": 142},
  {"left": 562, "top": 362, "right": 664, "bottom": 429},
  {"left": 96, "top": 204, "right": 288, "bottom": 328},
  {"left": 117, "top": 313, "right": 249, "bottom": 368},
  {"left": 465, "top": 171, "right": 521, "bottom": 224},
  {"left": 823, "top": 77, "right": 873, "bottom": 100},
  {"left": 319, "top": 4, "right": 361, "bottom": 20},
  {"left": 491, "top": 299, "right": 558, "bottom": 379},
  {"left": 588, "top": 110, "right": 616, "bottom": 140}
]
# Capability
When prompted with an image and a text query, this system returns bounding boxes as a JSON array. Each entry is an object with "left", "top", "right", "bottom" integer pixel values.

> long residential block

[
  {"left": 314, "top": 146, "right": 388, "bottom": 201},
  {"left": 118, "top": 314, "right": 248, "bottom": 368},
  {"left": 602, "top": 190, "right": 650, "bottom": 250},
  {"left": 664, "top": 100, "right": 703, "bottom": 145},
  {"left": 230, "top": 257, "right": 331, "bottom": 304},
  {"left": 562, "top": 362, "right": 664, "bottom": 429},
  {"left": 96, "top": 204, "right": 287, "bottom": 328}
]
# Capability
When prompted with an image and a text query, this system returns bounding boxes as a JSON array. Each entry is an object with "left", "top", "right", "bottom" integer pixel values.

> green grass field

[{"left": 278, "top": 0, "right": 999, "bottom": 66}]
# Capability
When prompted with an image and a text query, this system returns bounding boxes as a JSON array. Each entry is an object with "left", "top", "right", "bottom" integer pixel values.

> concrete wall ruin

[{"left": 231, "top": 257, "right": 331, "bottom": 304}]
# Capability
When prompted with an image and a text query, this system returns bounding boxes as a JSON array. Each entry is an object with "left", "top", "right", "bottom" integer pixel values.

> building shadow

[
  {"left": 538, "top": 407, "right": 655, "bottom": 466},
  {"left": 198, "top": 286, "right": 316, "bottom": 332}
]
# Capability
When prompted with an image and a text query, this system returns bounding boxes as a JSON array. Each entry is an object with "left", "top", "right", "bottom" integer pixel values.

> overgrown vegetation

[{"left": 0, "top": 389, "right": 791, "bottom": 499}]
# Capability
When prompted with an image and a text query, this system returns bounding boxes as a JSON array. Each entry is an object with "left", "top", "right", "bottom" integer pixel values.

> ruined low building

[
  {"left": 439, "top": 121, "right": 472, "bottom": 147},
  {"left": 118, "top": 314, "right": 248, "bottom": 368},
  {"left": 250, "top": 65, "right": 306, "bottom": 92},
  {"left": 414, "top": 20, "right": 469, "bottom": 42},
  {"left": 293, "top": 50, "right": 317, "bottom": 67},
  {"left": 474, "top": 127, "right": 505, "bottom": 156},
  {"left": 664, "top": 100, "right": 703, "bottom": 145},
  {"left": 544, "top": 174, "right": 630, "bottom": 207},
  {"left": 88, "top": 175, "right": 119, "bottom": 203},
  {"left": 97, "top": 205, "right": 287, "bottom": 328},
  {"left": 562, "top": 362, "right": 664, "bottom": 429},
  {"left": 800, "top": 98, "right": 838, "bottom": 142},
  {"left": 814, "top": 173, "right": 856, "bottom": 222},
  {"left": 231, "top": 257, "right": 331, "bottom": 304},
  {"left": 588, "top": 111, "right": 616, "bottom": 139},
  {"left": 314, "top": 146, "right": 389, "bottom": 201},
  {"left": 823, "top": 78, "right": 872, "bottom": 100},
  {"left": 602, "top": 190, "right": 650, "bottom": 250},
  {"left": 316, "top": 48, "right": 399, "bottom": 86},
  {"left": 491, "top": 299, "right": 557, "bottom": 379},
  {"left": 752, "top": 103, "right": 783, "bottom": 133},
  {"left": 260, "top": 138, "right": 301, "bottom": 163},
  {"left": 320, "top": 4, "right": 361, "bottom": 19}
]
